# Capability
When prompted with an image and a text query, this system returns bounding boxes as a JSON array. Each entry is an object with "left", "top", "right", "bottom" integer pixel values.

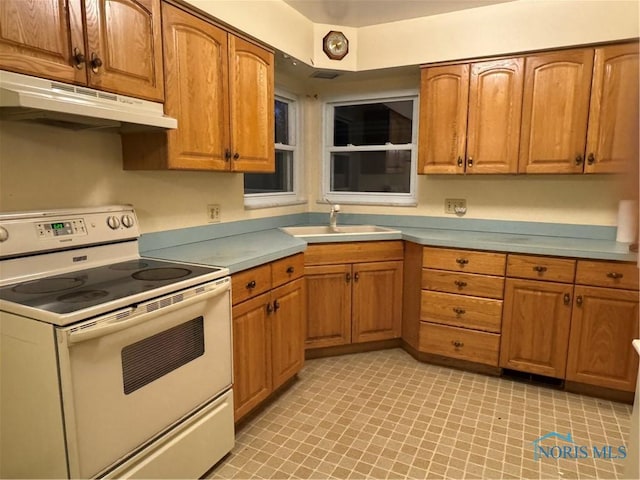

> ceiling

[{"left": 283, "top": 0, "right": 515, "bottom": 27}]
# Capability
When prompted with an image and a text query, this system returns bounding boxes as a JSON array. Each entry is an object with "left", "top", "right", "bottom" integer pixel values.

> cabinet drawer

[
  {"left": 421, "top": 290, "right": 502, "bottom": 333},
  {"left": 419, "top": 322, "right": 500, "bottom": 366},
  {"left": 422, "top": 269, "right": 505, "bottom": 299},
  {"left": 423, "top": 247, "right": 506, "bottom": 275},
  {"left": 305, "top": 241, "right": 404, "bottom": 265},
  {"left": 507, "top": 254, "right": 576, "bottom": 283},
  {"left": 232, "top": 264, "right": 272, "bottom": 305},
  {"left": 576, "top": 260, "right": 639, "bottom": 290},
  {"left": 271, "top": 253, "right": 304, "bottom": 288}
]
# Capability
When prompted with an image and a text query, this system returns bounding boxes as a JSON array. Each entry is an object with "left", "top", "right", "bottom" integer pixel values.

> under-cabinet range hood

[{"left": 0, "top": 70, "right": 177, "bottom": 131}]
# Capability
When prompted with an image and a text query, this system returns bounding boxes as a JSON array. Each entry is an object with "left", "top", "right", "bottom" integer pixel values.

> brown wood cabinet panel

[
  {"left": 271, "top": 278, "right": 305, "bottom": 390},
  {"left": 352, "top": 261, "right": 403, "bottom": 343},
  {"left": 586, "top": 43, "right": 639, "bottom": 174},
  {"left": 500, "top": 278, "right": 573, "bottom": 378},
  {"left": 566, "top": 286, "right": 639, "bottom": 391},
  {"left": 519, "top": 48, "right": 594, "bottom": 173},
  {"left": 418, "top": 64, "right": 469, "bottom": 174},
  {"left": 466, "top": 58, "right": 523, "bottom": 174},
  {"left": 305, "top": 241, "right": 404, "bottom": 265},
  {"left": 271, "top": 253, "right": 304, "bottom": 289},
  {"left": 0, "top": 0, "right": 86, "bottom": 84},
  {"left": 232, "top": 264, "right": 271, "bottom": 305},
  {"left": 402, "top": 242, "right": 423, "bottom": 350},
  {"left": 421, "top": 290, "right": 502, "bottom": 333},
  {"left": 232, "top": 292, "right": 272, "bottom": 421},
  {"left": 228, "top": 35, "right": 274, "bottom": 173},
  {"left": 84, "top": 0, "right": 164, "bottom": 101},
  {"left": 423, "top": 247, "right": 506, "bottom": 275},
  {"left": 576, "top": 260, "right": 639, "bottom": 290},
  {"left": 419, "top": 322, "right": 500, "bottom": 366},
  {"left": 304, "top": 264, "right": 352, "bottom": 348},
  {"left": 422, "top": 269, "right": 505, "bottom": 299},
  {"left": 507, "top": 254, "right": 576, "bottom": 283}
]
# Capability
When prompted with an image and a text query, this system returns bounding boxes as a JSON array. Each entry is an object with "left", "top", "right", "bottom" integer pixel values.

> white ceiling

[{"left": 283, "top": 0, "right": 515, "bottom": 27}]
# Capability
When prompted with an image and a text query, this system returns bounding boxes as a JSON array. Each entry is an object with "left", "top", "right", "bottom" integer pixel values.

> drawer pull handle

[
  {"left": 533, "top": 266, "right": 548, "bottom": 273},
  {"left": 454, "top": 280, "right": 467, "bottom": 289},
  {"left": 286, "top": 266, "right": 295, "bottom": 274},
  {"left": 455, "top": 258, "right": 469, "bottom": 265},
  {"left": 563, "top": 293, "right": 571, "bottom": 305},
  {"left": 452, "top": 307, "right": 466, "bottom": 316},
  {"left": 606, "top": 272, "right": 623, "bottom": 280},
  {"left": 246, "top": 280, "right": 257, "bottom": 290},
  {"left": 452, "top": 340, "right": 464, "bottom": 348}
]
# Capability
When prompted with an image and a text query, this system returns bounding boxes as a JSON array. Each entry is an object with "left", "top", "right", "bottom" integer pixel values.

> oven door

[{"left": 56, "top": 277, "right": 232, "bottom": 479}]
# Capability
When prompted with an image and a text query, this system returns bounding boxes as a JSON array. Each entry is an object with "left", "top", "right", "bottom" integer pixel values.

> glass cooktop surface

[{"left": 0, "top": 259, "right": 224, "bottom": 315}]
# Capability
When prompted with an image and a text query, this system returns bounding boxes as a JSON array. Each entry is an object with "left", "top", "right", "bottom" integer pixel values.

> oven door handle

[{"left": 66, "top": 280, "right": 229, "bottom": 345}]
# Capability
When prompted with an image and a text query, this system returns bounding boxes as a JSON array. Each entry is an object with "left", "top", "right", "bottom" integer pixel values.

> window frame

[
  {"left": 244, "top": 90, "right": 304, "bottom": 209},
  {"left": 322, "top": 91, "right": 419, "bottom": 206}
]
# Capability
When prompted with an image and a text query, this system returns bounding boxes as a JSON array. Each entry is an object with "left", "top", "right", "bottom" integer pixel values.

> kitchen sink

[{"left": 281, "top": 225, "right": 401, "bottom": 237}]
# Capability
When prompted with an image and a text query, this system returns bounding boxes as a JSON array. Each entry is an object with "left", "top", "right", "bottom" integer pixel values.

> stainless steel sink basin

[{"left": 281, "top": 225, "right": 400, "bottom": 237}]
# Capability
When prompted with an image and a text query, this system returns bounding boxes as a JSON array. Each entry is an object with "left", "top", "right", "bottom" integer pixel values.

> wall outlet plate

[
  {"left": 207, "top": 204, "right": 221, "bottom": 223},
  {"left": 445, "top": 198, "right": 467, "bottom": 215}
]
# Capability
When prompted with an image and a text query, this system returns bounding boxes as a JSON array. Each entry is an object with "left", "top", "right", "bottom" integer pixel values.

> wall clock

[{"left": 323, "top": 31, "right": 349, "bottom": 60}]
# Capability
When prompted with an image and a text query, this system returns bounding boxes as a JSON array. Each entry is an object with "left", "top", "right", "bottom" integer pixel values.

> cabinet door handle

[
  {"left": 455, "top": 258, "right": 469, "bottom": 265},
  {"left": 286, "top": 266, "right": 295, "bottom": 274},
  {"left": 606, "top": 272, "right": 623, "bottom": 280},
  {"left": 273, "top": 299, "right": 280, "bottom": 312},
  {"left": 563, "top": 293, "right": 571, "bottom": 305},
  {"left": 72, "top": 47, "right": 85, "bottom": 69},
  {"left": 354, "top": 272, "right": 360, "bottom": 282},
  {"left": 224, "top": 149, "right": 231, "bottom": 161},
  {"left": 575, "top": 154, "right": 584, "bottom": 166},
  {"left": 90, "top": 52, "right": 103, "bottom": 73},
  {"left": 452, "top": 307, "right": 466, "bottom": 316},
  {"left": 467, "top": 156, "right": 473, "bottom": 167},
  {"left": 454, "top": 280, "right": 467, "bottom": 289},
  {"left": 451, "top": 340, "right": 464, "bottom": 348},
  {"left": 457, "top": 156, "right": 463, "bottom": 168},
  {"left": 587, "top": 153, "right": 596, "bottom": 165},
  {"left": 533, "top": 266, "right": 548, "bottom": 273},
  {"left": 266, "top": 302, "right": 273, "bottom": 314},
  {"left": 246, "top": 280, "right": 256, "bottom": 290},
  {"left": 233, "top": 152, "right": 240, "bottom": 160},
  {"left": 346, "top": 273, "right": 351, "bottom": 283},
  {"left": 576, "top": 295, "right": 583, "bottom": 307}
]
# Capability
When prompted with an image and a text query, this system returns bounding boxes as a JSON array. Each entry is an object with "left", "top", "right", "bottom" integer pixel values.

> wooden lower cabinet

[
  {"left": 271, "top": 279, "right": 305, "bottom": 389},
  {"left": 566, "top": 286, "right": 639, "bottom": 392},
  {"left": 500, "top": 278, "right": 573, "bottom": 378}
]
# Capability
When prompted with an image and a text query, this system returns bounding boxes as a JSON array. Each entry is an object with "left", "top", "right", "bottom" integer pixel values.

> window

[
  {"left": 324, "top": 93, "right": 418, "bottom": 205},
  {"left": 244, "top": 92, "right": 302, "bottom": 208}
]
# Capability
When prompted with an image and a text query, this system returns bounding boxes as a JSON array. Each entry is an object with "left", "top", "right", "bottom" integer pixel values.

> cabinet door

[
  {"left": 159, "top": 3, "right": 230, "bottom": 170},
  {"left": 352, "top": 261, "right": 403, "bottom": 343},
  {"left": 304, "top": 264, "right": 352, "bottom": 348},
  {"left": 271, "top": 279, "right": 305, "bottom": 390},
  {"left": 84, "top": 0, "right": 164, "bottom": 101},
  {"left": 418, "top": 64, "right": 469, "bottom": 174},
  {"left": 566, "top": 286, "right": 639, "bottom": 391},
  {"left": 228, "top": 35, "right": 274, "bottom": 173},
  {"left": 585, "top": 43, "right": 639, "bottom": 174},
  {"left": 519, "top": 49, "right": 594, "bottom": 173},
  {"left": 0, "top": 0, "right": 86, "bottom": 84},
  {"left": 232, "top": 293, "right": 272, "bottom": 421},
  {"left": 500, "top": 278, "right": 573, "bottom": 378},
  {"left": 466, "top": 58, "right": 523, "bottom": 174}
]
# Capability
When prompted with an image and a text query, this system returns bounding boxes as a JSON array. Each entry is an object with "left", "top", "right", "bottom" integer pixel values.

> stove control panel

[{"left": 36, "top": 219, "right": 87, "bottom": 238}]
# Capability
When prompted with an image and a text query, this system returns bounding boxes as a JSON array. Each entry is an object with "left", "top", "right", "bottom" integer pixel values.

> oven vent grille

[{"left": 138, "top": 289, "right": 203, "bottom": 315}]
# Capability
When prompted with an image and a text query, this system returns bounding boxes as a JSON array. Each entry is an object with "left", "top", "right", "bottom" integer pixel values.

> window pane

[
  {"left": 330, "top": 151, "right": 411, "bottom": 193},
  {"left": 275, "top": 100, "right": 289, "bottom": 144},
  {"left": 333, "top": 101, "right": 413, "bottom": 146},
  {"left": 244, "top": 150, "right": 293, "bottom": 194}
]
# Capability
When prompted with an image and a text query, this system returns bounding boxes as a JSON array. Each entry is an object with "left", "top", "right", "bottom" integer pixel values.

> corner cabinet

[
  {"left": 122, "top": 2, "right": 274, "bottom": 172},
  {"left": 0, "top": 0, "right": 164, "bottom": 101},
  {"left": 304, "top": 242, "right": 404, "bottom": 349}
]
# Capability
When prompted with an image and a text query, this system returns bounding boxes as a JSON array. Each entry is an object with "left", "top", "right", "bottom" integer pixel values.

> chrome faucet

[{"left": 329, "top": 204, "right": 341, "bottom": 230}]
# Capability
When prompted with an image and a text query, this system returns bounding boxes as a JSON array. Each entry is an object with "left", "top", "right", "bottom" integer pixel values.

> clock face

[{"left": 323, "top": 31, "right": 349, "bottom": 60}]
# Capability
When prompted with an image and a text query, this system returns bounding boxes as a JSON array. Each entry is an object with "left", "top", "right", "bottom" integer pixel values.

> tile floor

[{"left": 208, "top": 349, "right": 632, "bottom": 479}]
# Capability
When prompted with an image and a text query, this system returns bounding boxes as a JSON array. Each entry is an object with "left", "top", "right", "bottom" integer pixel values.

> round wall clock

[{"left": 323, "top": 31, "right": 349, "bottom": 60}]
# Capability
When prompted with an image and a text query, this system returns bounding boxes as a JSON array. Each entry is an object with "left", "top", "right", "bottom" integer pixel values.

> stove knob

[
  {"left": 121, "top": 214, "right": 135, "bottom": 228},
  {"left": 106, "top": 215, "right": 121, "bottom": 230},
  {"left": 0, "top": 226, "right": 8, "bottom": 242}
]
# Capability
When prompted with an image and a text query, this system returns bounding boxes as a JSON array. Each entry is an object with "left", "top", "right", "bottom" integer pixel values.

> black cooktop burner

[{"left": 0, "top": 258, "right": 223, "bottom": 316}]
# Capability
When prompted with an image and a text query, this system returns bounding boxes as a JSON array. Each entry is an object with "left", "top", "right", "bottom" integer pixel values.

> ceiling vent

[{"left": 310, "top": 70, "right": 341, "bottom": 80}]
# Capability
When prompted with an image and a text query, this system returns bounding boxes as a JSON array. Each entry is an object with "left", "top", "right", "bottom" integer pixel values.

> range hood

[{"left": 0, "top": 70, "right": 177, "bottom": 131}]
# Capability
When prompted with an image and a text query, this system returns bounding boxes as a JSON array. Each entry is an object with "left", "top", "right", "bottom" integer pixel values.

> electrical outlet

[
  {"left": 207, "top": 204, "right": 221, "bottom": 223},
  {"left": 445, "top": 198, "right": 467, "bottom": 215}
]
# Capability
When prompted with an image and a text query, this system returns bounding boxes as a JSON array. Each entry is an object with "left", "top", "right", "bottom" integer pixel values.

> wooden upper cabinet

[
  {"left": 0, "top": 0, "right": 86, "bottom": 84},
  {"left": 467, "top": 58, "right": 523, "bottom": 174},
  {"left": 585, "top": 43, "right": 639, "bottom": 174},
  {"left": 519, "top": 48, "right": 594, "bottom": 174},
  {"left": 228, "top": 35, "right": 275, "bottom": 173},
  {"left": 84, "top": 0, "right": 164, "bottom": 101},
  {"left": 418, "top": 64, "right": 469, "bottom": 174}
]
